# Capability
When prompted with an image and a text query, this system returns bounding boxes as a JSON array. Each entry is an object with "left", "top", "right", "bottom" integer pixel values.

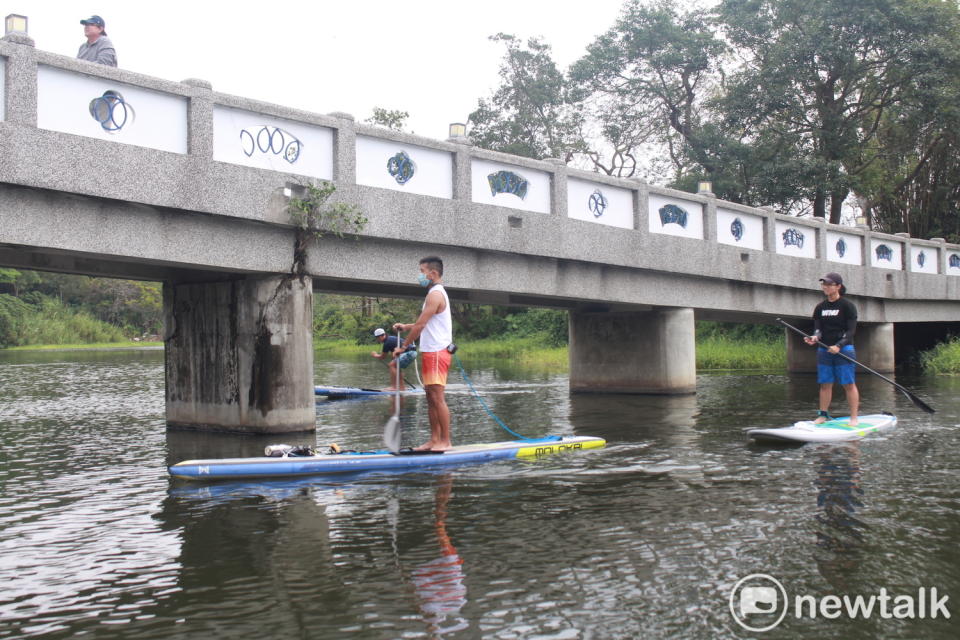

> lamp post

[
  {"left": 4, "top": 13, "right": 27, "bottom": 35},
  {"left": 448, "top": 122, "right": 467, "bottom": 139},
  {"left": 697, "top": 180, "right": 713, "bottom": 195}
]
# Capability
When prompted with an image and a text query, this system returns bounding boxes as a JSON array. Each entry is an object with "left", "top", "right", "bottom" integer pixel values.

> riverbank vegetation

[
  {"left": 0, "top": 269, "right": 162, "bottom": 348},
  {"left": 3, "top": 274, "right": 957, "bottom": 375},
  {"left": 919, "top": 337, "right": 960, "bottom": 374}
]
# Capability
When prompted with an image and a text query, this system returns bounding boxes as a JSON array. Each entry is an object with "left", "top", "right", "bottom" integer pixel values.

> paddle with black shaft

[
  {"left": 383, "top": 329, "right": 403, "bottom": 453},
  {"left": 777, "top": 318, "right": 935, "bottom": 414}
]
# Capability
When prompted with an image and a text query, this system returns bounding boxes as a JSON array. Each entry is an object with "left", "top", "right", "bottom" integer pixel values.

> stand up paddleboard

[
  {"left": 315, "top": 386, "right": 425, "bottom": 398},
  {"left": 747, "top": 413, "right": 896, "bottom": 444},
  {"left": 169, "top": 435, "right": 606, "bottom": 480}
]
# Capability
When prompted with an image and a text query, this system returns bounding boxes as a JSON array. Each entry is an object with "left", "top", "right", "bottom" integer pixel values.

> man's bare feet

[
  {"left": 414, "top": 441, "right": 452, "bottom": 451},
  {"left": 813, "top": 416, "right": 828, "bottom": 424}
]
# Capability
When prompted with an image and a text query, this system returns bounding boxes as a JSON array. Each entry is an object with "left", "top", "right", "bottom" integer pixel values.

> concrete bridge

[{"left": 2, "top": 35, "right": 958, "bottom": 433}]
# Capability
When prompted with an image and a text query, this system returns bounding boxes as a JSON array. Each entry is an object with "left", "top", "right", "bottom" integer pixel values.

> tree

[
  {"left": 468, "top": 34, "right": 587, "bottom": 162},
  {"left": 571, "top": 0, "right": 730, "bottom": 182},
  {"left": 716, "top": 0, "right": 960, "bottom": 223},
  {"left": 365, "top": 107, "right": 410, "bottom": 132}
]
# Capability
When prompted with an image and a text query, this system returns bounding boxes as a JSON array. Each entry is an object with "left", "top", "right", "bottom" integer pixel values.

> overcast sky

[{"left": 13, "top": 0, "right": 629, "bottom": 139}]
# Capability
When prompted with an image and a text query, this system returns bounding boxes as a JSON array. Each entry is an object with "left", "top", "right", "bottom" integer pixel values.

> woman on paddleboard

[{"left": 804, "top": 272, "right": 859, "bottom": 426}]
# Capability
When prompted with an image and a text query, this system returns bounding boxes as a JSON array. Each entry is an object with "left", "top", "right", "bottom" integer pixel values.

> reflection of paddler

[
  {"left": 410, "top": 474, "right": 468, "bottom": 637},
  {"left": 813, "top": 443, "right": 865, "bottom": 587}
]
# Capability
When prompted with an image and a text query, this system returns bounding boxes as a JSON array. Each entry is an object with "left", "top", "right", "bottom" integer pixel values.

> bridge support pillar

[
  {"left": 786, "top": 322, "right": 895, "bottom": 374},
  {"left": 856, "top": 322, "right": 895, "bottom": 373},
  {"left": 569, "top": 308, "right": 696, "bottom": 394},
  {"left": 164, "top": 275, "right": 315, "bottom": 433},
  {"left": 785, "top": 328, "right": 817, "bottom": 373}
]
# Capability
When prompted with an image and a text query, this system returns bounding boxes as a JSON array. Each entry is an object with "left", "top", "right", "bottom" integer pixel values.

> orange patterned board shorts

[{"left": 421, "top": 350, "right": 451, "bottom": 387}]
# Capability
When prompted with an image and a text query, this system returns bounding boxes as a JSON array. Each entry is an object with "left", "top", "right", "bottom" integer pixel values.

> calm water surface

[{"left": 0, "top": 349, "right": 958, "bottom": 639}]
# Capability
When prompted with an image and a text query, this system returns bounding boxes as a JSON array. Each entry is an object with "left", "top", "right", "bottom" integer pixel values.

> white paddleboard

[{"left": 747, "top": 413, "right": 897, "bottom": 443}]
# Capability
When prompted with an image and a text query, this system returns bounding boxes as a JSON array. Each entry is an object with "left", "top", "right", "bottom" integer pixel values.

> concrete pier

[
  {"left": 569, "top": 308, "right": 696, "bottom": 395},
  {"left": 164, "top": 276, "right": 315, "bottom": 433},
  {"left": 786, "top": 321, "right": 895, "bottom": 374},
  {"left": 856, "top": 322, "right": 895, "bottom": 373}
]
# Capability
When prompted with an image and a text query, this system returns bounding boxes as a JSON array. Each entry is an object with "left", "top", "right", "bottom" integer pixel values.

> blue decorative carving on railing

[
  {"left": 782, "top": 228, "right": 804, "bottom": 249},
  {"left": 240, "top": 126, "right": 302, "bottom": 164},
  {"left": 730, "top": 218, "right": 744, "bottom": 241},
  {"left": 658, "top": 204, "right": 688, "bottom": 228},
  {"left": 588, "top": 189, "right": 608, "bottom": 217},
  {"left": 951, "top": 254, "right": 960, "bottom": 269},
  {"left": 89, "top": 90, "right": 133, "bottom": 132},
  {"left": 875, "top": 244, "right": 893, "bottom": 262},
  {"left": 387, "top": 151, "right": 415, "bottom": 185},
  {"left": 487, "top": 171, "right": 528, "bottom": 199},
  {"left": 917, "top": 251, "right": 926, "bottom": 268},
  {"left": 836, "top": 238, "right": 847, "bottom": 258}
]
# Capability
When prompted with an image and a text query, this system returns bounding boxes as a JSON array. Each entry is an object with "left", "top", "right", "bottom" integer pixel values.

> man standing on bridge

[
  {"left": 393, "top": 256, "right": 453, "bottom": 451},
  {"left": 77, "top": 15, "right": 117, "bottom": 67},
  {"left": 804, "top": 272, "right": 859, "bottom": 426}
]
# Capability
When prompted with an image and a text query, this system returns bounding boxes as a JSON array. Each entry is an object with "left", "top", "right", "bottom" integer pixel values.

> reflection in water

[
  {"left": 813, "top": 443, "right": 866, "bottom": 587},
  {"left": 409, "top": 475, "right": 468, "bottom": 637},
  {"left": 3, "top": 349, "right": 959, "bottom": 639}
]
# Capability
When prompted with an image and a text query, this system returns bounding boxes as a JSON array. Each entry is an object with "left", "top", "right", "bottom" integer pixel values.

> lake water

[{"left": 0, "top": 349, "right": 958, "bottom": 639}]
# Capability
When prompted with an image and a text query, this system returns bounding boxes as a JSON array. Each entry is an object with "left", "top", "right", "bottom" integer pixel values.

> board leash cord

[{"left": 451, "top": 352, "right": 559, "bottom": 443}]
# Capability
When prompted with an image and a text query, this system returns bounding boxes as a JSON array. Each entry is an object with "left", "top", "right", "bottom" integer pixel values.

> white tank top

[{"left": 420, "top": 284, "right": 452, "bottom": 353}]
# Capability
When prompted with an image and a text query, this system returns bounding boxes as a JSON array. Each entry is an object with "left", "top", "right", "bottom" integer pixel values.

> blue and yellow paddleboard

[
  {"left": 169, "top": 435, "right": 606, "bottom": 480},
  {"left": 747, "top": 413, "right": 896, "bottom": 444},
  {"left": 315, "top": 386, "right": 424, "bottom": 398}
]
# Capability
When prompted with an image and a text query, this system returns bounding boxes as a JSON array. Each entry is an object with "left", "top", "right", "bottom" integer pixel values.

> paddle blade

[
  {"left": 384, "top": 415, "right": 401, "bottom": 453},
  {"left": 904, "top": 389, "right": 936, "bottom": 414}
]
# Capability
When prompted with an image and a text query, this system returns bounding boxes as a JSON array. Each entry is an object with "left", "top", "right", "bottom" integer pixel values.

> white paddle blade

[{"left": 384, "top": 416, "right": 401, "bottom": 453}]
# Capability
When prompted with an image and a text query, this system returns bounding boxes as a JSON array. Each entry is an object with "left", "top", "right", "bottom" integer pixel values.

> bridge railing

[{"left": 2, "top": 36, "right": 959, "bottom": 286}]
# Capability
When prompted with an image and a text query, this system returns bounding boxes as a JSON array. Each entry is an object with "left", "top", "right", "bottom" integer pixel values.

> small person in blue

[
  {"left": 371, "top": 328, "right": 417, "bottom": 390},
  {"left": 804, "top": 273, "right": 859, "bottom": 426}
]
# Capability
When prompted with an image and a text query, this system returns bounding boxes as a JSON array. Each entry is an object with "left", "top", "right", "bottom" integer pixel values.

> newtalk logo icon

[{"left": 729, "top": 574, "right": 951, "bottom": 632}]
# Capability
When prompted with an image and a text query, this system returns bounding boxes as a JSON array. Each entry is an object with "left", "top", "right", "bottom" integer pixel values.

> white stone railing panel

[
  {"left": 37, "top": 65, "right": 187, "bottom": 153},
  {"left": 567, "top": 178, "right": 632, "bottom": 229},
  {"left": 774, "top": 221, "right": 816, "bottom": 258},
  {"left": 870, "top": 238, "right": 903, "bottom": 270},
  {"left": 910, "top": 245, "right": 939, "bottom": 274},
  {"left": 471, "top": 159, "right": 550, "bottom": 213},
  {"left": 649, "top": 193, "right": 703, "bottom": 239},
  {"left": 947, "top": 250, "right": 960, "bottom": 276},
  {"left": 826, "top": 230, "right": 863, "bottom": 265},
  {"left": 717, "top": 207, "right": 763, "bottom": 250},
  {"left": 212, "top": 105, "right": 333, "bottom": 179},
  {"left": 0, "top": 57, "right": 5, "bottom": 121},
  {"left": 356, "top": 135, "right": 452, "bottom": 199}
]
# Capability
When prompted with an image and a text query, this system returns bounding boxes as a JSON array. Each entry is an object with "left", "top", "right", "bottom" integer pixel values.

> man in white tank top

[{"left": 393, "top": 256, "right": 453, "bottom": 450}]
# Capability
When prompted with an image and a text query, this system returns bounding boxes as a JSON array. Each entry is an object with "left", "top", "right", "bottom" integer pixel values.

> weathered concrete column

[
  {"left": 569, "top": 308, "right": 696, "bottom": 394},
  {"left": 855, "top": 322, "right": 895, "bottom": 373},
  {"left": 785, "top": 327, "right": 817, "bottom": 373},
  {"left": 164, "top": 275, "right": 315, "bottom": 433},
  {"left": 786, "top": 322, "right": 895, "bottom": 373}
]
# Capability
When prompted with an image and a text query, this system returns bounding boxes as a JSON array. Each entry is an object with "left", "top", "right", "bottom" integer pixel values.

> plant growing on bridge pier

[{"left": 287, "top": 181, "right": 366, "bottom": 275}]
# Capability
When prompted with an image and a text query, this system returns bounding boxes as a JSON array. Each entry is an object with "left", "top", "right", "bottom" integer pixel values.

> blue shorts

[
  {"left": 817, "top": 346, "right": 856, "bottom": 385},
  {"left": 397, "top": 350, "right": 417, "bottom": 370}
]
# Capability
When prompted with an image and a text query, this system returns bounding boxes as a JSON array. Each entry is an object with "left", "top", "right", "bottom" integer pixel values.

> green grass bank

[
  {"left": 919, "top": 337, "right": 960, "bottom": 374},
  {"left": 317, "top": 334, "right": 785, "bottom": 371}
]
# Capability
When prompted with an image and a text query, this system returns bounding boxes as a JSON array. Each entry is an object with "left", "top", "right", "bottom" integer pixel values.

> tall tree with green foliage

[
  {"left": 716, "top": 0, "right": 960, "bottom": 223},
  {"left": 571, "top": 0, "right": 730, "bottom": 182},
  {"left": 468, "top": 33, "right": 587, "bottom": 162}
]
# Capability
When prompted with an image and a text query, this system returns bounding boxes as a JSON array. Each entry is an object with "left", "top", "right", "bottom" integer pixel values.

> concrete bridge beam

[
  {"left": 569, "top": 308, "right": 696, "bottom": 395},
  {"left": 164, "top": 275, "right": 315, "bottom": 434}
]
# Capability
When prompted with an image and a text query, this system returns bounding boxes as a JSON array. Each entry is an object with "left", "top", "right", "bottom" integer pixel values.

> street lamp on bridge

[{"left": 4, "top": 14, "right": 28, "bottom": 35}]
